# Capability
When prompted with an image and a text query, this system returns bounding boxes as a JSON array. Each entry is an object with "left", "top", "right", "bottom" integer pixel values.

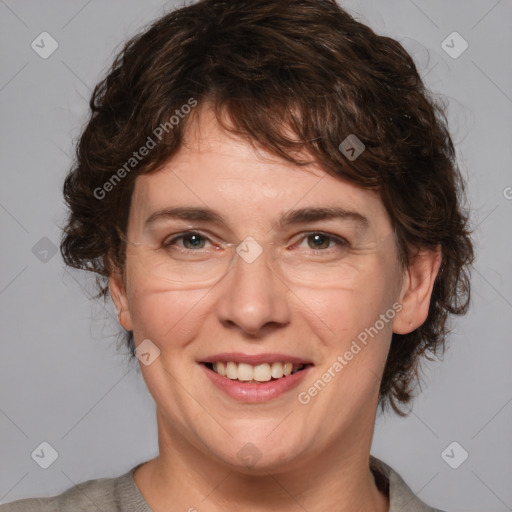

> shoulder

[
  {"left": 0, "top": 465, "right": 145, "bottom": 512},
  {"left": 370, "top": 455, "right": 448, "bottom": 512}
]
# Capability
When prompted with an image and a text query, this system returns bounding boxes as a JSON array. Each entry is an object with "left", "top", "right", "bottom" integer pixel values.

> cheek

[
  {"left": 295, "top": 259, "right": 400, "bottom": 342},
  {"left": 295, "top": 289, "right": 394, "bottom": 365},
  {"left": 126, "top": 276, "right": 209, "bottom": 350}
]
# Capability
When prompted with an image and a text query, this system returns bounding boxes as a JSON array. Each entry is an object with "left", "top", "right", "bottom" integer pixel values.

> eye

[
  {"left": 296, "top": 232, "right": 349, "bottom": 252},
  {"left": 163, "top": 231, "right": 211, "bottom": 250}
]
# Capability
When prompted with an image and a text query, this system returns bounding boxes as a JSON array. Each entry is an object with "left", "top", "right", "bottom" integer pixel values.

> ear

[
  {"left": 109, "top": 270, "right": 133, "bottom": 331},
  {"left": 393, "top": 246, "right": 442, "bottom": 335}
]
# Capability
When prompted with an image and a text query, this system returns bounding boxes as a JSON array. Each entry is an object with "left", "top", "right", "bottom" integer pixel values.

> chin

[{"left": 208, "top": 434, "right": 309, "bottom": 475}]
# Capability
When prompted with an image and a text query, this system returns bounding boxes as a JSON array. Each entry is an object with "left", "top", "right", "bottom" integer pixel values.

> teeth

[
  {"left": 226, "top": 361, "right": 238, "bottom": 380},
  {"left": 215, "top": 362, "right": 226, "bottom": 377},
  {"left": 238, "top": 363, "right": 254, "bottom": 381},
  {"left": 253, "top": 363, "right": 272, "bottom": 382},
  {"left": 271, "top": 362, "right": 284, "bottom": 379},
  {"left": 210, "top": 361, "right": 305, "bottom": 382}
]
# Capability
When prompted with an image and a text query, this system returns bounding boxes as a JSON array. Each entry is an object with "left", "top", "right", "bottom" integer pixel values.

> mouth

[
  {"left": 200, "top": 354, "right": 313, "bottom": 402},
  {"left": 202, "top": 361, "right": 310, "bottom": 383}
]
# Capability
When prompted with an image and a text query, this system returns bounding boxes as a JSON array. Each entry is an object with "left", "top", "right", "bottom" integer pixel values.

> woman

[{"left": 1, "top": 0, "right": 473, "bottom": 510}]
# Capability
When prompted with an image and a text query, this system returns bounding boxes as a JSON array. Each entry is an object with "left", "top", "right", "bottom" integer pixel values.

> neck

[{"left": 134, "top": 409, "right": 389, "bottom": 512}]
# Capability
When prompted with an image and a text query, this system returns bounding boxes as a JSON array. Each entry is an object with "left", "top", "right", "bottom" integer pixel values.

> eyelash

[{"left": 162, "top": 231, "right": 350, "bottom": 253}]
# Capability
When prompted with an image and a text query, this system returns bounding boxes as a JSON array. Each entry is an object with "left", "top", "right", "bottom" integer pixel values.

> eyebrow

[
  {"left": 144, "top": 206, "right": 369, "bottom": 229},
  {"left": 277, "top": 206, "right": 368, "bottom": 229}
]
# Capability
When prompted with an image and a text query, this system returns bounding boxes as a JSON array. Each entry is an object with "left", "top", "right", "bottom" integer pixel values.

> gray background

[{"left": 1, "top": 1, "right": 511, "bottom": 510}]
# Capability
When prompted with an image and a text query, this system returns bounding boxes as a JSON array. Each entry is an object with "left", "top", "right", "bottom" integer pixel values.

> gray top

[{"left": 0, "top": 456, "right": 446, "bottom": 511}]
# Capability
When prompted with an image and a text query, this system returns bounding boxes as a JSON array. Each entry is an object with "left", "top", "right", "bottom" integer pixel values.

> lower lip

[{"left": 201, "top": 364, "right": 312, "bottom": 403}]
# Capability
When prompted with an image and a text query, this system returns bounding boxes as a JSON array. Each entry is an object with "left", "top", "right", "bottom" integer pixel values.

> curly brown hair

[{"left": 60, "top": 0, "right": 473, "bottom": 415}]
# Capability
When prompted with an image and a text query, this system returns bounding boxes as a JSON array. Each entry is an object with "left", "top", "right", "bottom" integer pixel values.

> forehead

[{"left": 129, "top": 106, "right": 392, "bottom": 234}]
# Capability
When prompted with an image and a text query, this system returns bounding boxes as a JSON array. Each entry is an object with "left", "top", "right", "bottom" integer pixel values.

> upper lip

[{"left": 201, "top": 353, "right": 313, "bottom": 365}]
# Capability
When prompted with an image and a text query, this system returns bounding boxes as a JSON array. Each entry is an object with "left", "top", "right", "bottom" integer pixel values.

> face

[{"left": 110, "top": 106, "right": 437, "bottom": 473}]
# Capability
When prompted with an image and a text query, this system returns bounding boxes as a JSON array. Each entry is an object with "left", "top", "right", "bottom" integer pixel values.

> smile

[
  {"left": 200, "top": 354, "right": 313, "bottom": 402},
  {"left": 207, "top": 361, "right": 306, "bottom": 382}
]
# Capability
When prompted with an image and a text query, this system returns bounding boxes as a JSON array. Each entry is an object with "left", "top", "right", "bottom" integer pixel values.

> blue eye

[{"left": 164, "top": 232, "right": 210, "bottom": 250}]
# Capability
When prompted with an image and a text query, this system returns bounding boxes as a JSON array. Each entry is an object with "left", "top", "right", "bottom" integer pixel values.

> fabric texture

[{"left": 0, "top": 456, "right": 446, "bottom": 511}]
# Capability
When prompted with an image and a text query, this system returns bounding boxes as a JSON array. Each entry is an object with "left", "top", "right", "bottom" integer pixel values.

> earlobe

[
  {"left": 109, "top": 271, "right": 133, "bottom": 331},
  {"left": 393, "top": 246, "right": 442, "bottom": 335}
]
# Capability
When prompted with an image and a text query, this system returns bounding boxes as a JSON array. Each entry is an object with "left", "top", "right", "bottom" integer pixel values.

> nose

[{"left": 215, "top": 241, "right": 291, "bottom": 336}]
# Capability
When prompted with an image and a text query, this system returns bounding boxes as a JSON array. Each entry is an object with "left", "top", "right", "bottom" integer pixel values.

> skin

[{"left": 110, "top": 105, "right": 441, "bottom": 512}]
